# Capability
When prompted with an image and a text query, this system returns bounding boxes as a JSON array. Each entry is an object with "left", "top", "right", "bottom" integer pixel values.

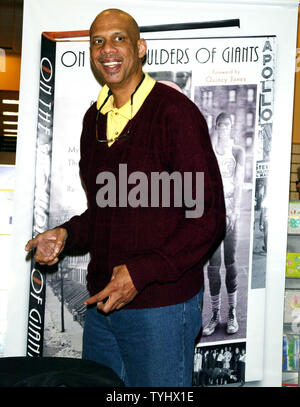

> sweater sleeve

[
  {"left": 59, "top": 207, "right": 91, "bottom": 251},
  {"left": 125, "top": 99, "right": 226, "bottom": 292}
]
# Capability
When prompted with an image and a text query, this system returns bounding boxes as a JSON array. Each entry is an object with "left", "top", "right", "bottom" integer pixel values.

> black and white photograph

[
  {"left": 42, "top": 247, "right": 89, "bottom": 357},
  {"left": 194, "top": 84, "right": 255, "bottom": 343},
  {"left": 252, "top": 167, "right": 268, "bottom": 289},
  {"left": 148, "top": 70, "right": 192, "bottom": 98},
  {"left": 193, "top": 341, "right": 246, "bottom": 387}
]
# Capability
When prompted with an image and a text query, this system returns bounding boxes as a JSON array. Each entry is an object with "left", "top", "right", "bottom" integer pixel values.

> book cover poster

[
  {"left": 288, "top": 201, "right": 300, "bottom": 234},
  {"left": 282, "top": 332, "right": 299, "bottom": 372},
  {"left": 30, "top": 33, "right": 276, "bottom": 384},
  {"left": 145, "top": 36, "right": 275, "bottom": 385},
  {"left": 286, "top": 253, "right": 300, "bottom": 278},
  {"left": 284, "top": 289, "right": 300, "bottom": 326}
]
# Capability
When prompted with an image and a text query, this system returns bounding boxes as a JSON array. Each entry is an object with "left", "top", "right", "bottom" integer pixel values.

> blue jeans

[{"left": 82, "top": 289, "right": 203, "bottom": 386}]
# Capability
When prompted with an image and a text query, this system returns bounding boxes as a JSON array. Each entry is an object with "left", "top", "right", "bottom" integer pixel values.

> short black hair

[{"left": 216, "top": 112, "right": 232, "bottom": 126}]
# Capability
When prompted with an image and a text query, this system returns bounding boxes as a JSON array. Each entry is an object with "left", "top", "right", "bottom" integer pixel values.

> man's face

[
  {"left": 216, "top": 117, "right": 232, "bottom": 140},
  {"left": 90, "top": 11, "right": 146, "bottom": 89}
]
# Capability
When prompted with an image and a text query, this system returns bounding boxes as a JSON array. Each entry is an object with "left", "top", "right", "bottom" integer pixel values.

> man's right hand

[{"left": 25, "top": 227, "right": 68, "bottom": 266}]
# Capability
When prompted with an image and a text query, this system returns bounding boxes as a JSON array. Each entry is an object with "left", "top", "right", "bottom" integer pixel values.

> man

[
  {"left": 25, "top": 9, "right": 225, "bottom": 386},
  {"left": 193, "top": 348, "right": 203, "bottom": 386},
  {"left": 203, "top": 112, "right": 245, "bottom": 337}
]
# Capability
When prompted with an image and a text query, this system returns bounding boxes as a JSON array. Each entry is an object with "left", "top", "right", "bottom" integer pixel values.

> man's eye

[
  {"left": 115, "top": 36, "right": 124, "bottom": 42},
  {"left": 93, "top": 39, "right": 103, "bottom": 45}
]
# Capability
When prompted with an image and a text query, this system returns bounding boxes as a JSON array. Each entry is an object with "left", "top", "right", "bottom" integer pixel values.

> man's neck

[
  {"left": 110, "top": 72, "right": 144, "bottom": 108},
  {"left": 216, "top": 138, "right": 232, "bottom": 155}
]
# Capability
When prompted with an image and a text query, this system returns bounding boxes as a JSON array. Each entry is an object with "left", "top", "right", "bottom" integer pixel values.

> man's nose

[{"left": 101, "top": 39, "right": 117, "bottom": 54}]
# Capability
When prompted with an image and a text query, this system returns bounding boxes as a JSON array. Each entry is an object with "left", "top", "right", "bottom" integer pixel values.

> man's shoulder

[
  {"left": 83, "top": 100, "right": 97, "bottom": 120},
  {"left": 86, "top": 100, "right": 97, "bottom": 113},
  {"left": 150, "top": 82, "right": 200, "bottom": 115},
  {"left": 153, "top": 82, "right": 193, "bottom": 102},
  {"left": 146, "top": 82, "right": 209, "bottom": 142},
  {"left": 232, "top": 144, "right": 245, "bottom": 163},
  {"left": 232, "top": 144, "right": 244, "bottom": 155}
]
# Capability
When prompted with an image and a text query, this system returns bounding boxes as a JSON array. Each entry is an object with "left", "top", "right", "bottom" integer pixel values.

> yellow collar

[{"left": 96, "top": 72, "right": 156, "bottom": 120}]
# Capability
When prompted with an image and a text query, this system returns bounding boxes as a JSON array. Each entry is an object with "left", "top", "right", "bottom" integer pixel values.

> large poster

[
  {"left": 27, "top": 32, "right": 276, "bottom": 385},
  {"left": 146, "top": 37, "right": 275, "bottom": 385}
]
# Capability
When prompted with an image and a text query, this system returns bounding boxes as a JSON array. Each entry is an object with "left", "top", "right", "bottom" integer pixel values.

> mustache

[{"left": 98, "top": 55, "right": 123, "bottom": 62}]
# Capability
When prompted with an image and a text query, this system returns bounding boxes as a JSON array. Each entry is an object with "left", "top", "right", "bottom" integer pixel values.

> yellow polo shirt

[{"left": 96, "top": 72, "right": 156, "bottom": 146}]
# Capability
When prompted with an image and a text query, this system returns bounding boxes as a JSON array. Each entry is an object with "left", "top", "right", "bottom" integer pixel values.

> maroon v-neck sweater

[{"left": 61, "top": 82, "right": 225, "bottom": 309}]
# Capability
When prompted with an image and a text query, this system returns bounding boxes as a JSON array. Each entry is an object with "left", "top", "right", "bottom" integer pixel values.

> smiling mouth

[{"left": 101, "top": 61, "right": 122, "bottom": 68}]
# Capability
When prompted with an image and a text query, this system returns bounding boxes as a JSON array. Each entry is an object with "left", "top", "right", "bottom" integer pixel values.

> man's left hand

[{"left": 84, "top": 264, "right": 138, "bottom": 313}]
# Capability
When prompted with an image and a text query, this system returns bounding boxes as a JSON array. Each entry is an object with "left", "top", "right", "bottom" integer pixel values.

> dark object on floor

[{"left": 0, "top": 356, "right": 124, "bottom": 387}]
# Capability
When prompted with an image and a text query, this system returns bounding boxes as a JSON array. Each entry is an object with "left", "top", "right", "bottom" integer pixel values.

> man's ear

[{"left": 137, "top": 38, "right": 147, "bottom": 59}]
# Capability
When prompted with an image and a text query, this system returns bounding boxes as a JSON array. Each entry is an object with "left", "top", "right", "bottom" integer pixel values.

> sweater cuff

[{"left": 57, "top": 221, "right": 75, "bottom": 251}]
